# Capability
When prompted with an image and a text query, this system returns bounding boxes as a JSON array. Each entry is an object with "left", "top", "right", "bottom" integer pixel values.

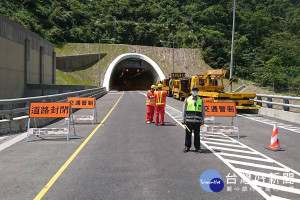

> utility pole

[
  {"left": 229, "top": 0, "right": 236, "bottom": 92},
  {"left": 160, "top": 40, "right": 175, "bottom": 73}
]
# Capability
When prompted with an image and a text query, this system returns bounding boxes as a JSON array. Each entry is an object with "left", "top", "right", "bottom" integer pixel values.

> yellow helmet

[
  {"left": 151, "top": 85, "right": 156, "bottom": 89},
  {"left": 157, "top": 83, "right": 163, "bottom": 88}
]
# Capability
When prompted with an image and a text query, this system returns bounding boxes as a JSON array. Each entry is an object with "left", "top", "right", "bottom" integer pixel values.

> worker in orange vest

[
  {"left": 155, "top": 83, "right": 167, "bottom": 125},
  {"left": 146, "top": 85, "right": 156, "bottom": 124}
]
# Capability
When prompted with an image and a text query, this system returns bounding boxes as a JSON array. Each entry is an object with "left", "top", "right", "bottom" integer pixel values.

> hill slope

[{"left": 55, "top": 43, "right": 241, "bottom": 91}]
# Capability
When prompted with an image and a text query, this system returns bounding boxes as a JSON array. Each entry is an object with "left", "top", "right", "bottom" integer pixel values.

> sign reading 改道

[
  {"left": 204, "top": 102, "right": 237, "bottom": 117},
  {"left": 29, "top": 102, "right": 71, "bottom": 118},
  {"left": 67, "top": 97, "right": 96, "bottom": 109}
]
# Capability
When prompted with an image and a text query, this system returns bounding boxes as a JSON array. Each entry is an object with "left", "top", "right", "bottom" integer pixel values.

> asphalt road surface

[{"left": 0, "top": 91, "right": 299, "bottom": 200}]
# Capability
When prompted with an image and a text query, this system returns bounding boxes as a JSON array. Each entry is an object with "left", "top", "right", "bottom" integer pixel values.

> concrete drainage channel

[{"left": 0, "top": 87, "right": 107, "bottom": 136}]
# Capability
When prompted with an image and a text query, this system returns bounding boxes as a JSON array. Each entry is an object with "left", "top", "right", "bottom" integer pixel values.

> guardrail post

[
  {"left": 257, "top": 96, "right": 262, "bottom": 106},
  {"left": 283, "top": 99, "right": 290, "bottom": 111},
  {"left": 267, "top": 97, "right": 273, "bottom": 108}
]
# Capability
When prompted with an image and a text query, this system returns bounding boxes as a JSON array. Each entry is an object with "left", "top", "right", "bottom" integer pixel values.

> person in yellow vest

[
  {"left": 181, "top": 86, "right": 205, "bottom": 153},
  {"left": 146, "top": 85, "right": 156, "bottom": 124},
  {"left": 155, "top": 83, "right": 167, "bottom": 125}
]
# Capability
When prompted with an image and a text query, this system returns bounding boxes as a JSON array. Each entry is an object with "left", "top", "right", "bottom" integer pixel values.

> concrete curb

[{"left": 259, "top": 107, "right": 300, "bottom": 124}]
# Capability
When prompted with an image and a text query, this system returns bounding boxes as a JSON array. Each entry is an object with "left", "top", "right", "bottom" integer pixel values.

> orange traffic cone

[{"left": 266, "top": 123, "right": 284, "bottom": 151}]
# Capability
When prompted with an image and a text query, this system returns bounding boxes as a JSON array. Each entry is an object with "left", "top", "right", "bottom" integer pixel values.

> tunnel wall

[{"left": 103, "top": 53, "right": 165, "bottom": 91}]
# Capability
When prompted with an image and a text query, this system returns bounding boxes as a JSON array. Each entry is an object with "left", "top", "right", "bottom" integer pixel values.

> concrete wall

[
  {"left": 56, "top": 53, "right": 106, "bottom": 71},
  {"left": 0, "top": 13, "right": 55, "bottom": 99}
]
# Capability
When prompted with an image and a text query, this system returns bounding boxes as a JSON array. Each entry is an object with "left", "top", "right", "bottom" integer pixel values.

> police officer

[{"left": 181, "top": 86, "right": 205, "bottom": 153}]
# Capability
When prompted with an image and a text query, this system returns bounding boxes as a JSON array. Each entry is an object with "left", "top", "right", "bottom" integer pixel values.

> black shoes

[
  {"left": 183, "top": 147, "right": 190, "bottom": 153},
  {"left": 161, "top": 123, "right": 165, "bottom": 126},
  {"left": 196, "top": 148, "right": 202, "bottom": 153}
]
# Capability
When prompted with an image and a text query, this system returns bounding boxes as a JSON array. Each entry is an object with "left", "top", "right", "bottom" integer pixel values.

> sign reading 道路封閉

[
  {"left": 67, "top": 97, "right": 96, "bottom": 109},
  {"left": 29, "top": 102, "right": 71, "bottom": 118},
  {"left": 204, "top": 102, "right": 237, "bottom": 117}
]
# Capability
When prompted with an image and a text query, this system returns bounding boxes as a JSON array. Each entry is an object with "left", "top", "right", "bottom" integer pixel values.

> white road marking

[
  {"left": 203, "top": 137, "right": 238, "bottom": 143},
  {"left": 137, "top": 91, "right": 300, "bottom": 199},
  {"left": 0, "top": 133, "right": 27, "bottom": 152},
  {"left": 239, "top": 114, "right": 300, "bottom": 134},
  {"left": 203, "top": 141, "right": 246, "bottom": 148},
  {"left": 219, "top": 153, "right": 273, "bottom": 163},
  {"left": 226, "top": 159, "right": 291, "bottom": 172}
]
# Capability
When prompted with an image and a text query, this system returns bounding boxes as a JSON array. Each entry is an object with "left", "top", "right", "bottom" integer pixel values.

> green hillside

[
  {"left": 55, "top": 43, "right": 241, "bottom": 90},
  {"left": 1, "top": 0, "right": 300, "bottom": 92}
]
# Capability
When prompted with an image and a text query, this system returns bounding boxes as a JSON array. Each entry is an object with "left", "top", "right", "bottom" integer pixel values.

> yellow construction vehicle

[
  {"left": 160, "top": 77, "right": 172, "bottom": 96},
  {"left": 190, "top": 69, "right": 260, "bottom": 110},
  {"left": 169, "top": 73, "right": 190, "bottom": 101}
]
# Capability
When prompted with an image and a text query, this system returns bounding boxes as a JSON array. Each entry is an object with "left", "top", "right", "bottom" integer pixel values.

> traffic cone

[{"left": 266, "top": 123, "right": 284, "bottom": 151}]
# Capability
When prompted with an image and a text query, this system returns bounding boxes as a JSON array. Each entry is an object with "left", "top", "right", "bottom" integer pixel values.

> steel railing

[
  {"left": 255, "top": 94, "right": 300, "bottom": 111},
  {"left": 0, "top": 87, "right": 107, "bottom": 119}
]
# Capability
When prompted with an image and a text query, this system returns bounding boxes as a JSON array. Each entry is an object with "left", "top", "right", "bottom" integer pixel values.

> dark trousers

[{"left": 185, "top": 123, "right": 201, "bottom": 149}]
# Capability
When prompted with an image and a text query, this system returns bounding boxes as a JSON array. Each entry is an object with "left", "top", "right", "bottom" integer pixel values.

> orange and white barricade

[
  {"left": 201, "top": 102, "right": 239, "bottom": 138},
  {"left": 27, "top": 102, "right": 72, "bottom": 141},
  {"left": 204, "top": 116, "right": 215, "bottom": 124},
  {"left": 65, "top": 97, "right": 97, "bottom": 125}
]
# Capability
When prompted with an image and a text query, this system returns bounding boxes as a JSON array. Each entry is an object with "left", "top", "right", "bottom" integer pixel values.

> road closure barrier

[
  {"left": 203, "top": 98, "right": 215, "bottom": 124},
  {"left": 27, "top": 102, "right": 72, "bottom": 141},
  {"left": 202, "top": 102, "right": 239, "bottom": 138},
  {"left": 65, "top": 97, "right": 97, "bottom": 125}
]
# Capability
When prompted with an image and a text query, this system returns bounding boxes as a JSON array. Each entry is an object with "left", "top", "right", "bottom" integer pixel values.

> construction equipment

[
  {"left": 190, "top": 69, "right": 260, "bottom": 110},
  {"left": 169, "top": 73, "right": 190, "bottom": 101},
  {"left": 161, "top": 78, "right": 172, "bottom": 96}
]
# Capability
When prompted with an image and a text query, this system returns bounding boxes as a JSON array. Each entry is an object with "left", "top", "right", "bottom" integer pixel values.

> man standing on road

[
  {"left": 146, "top": 85, "right": 156, "bottom": 124},
  {"left": 181, "top": 86, "right": 205, "bottom": 153},
  {"left": 155, "top": 83, "right": 167, "bottom": 126}
]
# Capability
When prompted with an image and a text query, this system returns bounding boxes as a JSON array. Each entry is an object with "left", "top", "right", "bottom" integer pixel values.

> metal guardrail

[
  {"left": 0, "top": 87, "right": 107, "bottom": 119},
  {"left": 255, "top": 94, "right": 300, "bottom": 111}
]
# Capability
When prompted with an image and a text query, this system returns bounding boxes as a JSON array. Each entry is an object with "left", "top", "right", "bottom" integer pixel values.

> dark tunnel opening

[{"left": 109, "top": 59, "right": 159, "bottom": 91}]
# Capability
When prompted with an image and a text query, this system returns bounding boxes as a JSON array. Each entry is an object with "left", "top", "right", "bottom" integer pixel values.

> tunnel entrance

[
  {"left": 110, "top": 59, "right": 156, "bottom": 90},
  {"left": 103, "top": 53, "right": 165, "bottom": 91}
]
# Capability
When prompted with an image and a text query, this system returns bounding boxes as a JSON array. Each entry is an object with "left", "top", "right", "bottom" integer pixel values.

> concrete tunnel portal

[{"left": 103, "top": 53, "right": 165, "bottom": 91}]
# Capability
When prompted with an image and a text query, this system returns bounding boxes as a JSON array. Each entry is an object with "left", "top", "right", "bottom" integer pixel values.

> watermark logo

[{"left": 199, "top": 169, "right": 224, "bottom": 192}]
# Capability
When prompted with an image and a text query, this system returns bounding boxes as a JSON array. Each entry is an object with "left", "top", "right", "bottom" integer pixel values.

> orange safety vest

[
  {"left": 155, "top": 91, "right": 166, "bottom": 105},
  {"left": 146, "top": 91, "right": 155, "bottom": 106}
]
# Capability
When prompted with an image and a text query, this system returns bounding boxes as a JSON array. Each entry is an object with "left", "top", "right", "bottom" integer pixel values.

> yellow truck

[
  {"left": 169, "top": 73, "right": 190, "bottom": 101},
  {"left": 190, "top": 69, "right": 260, "bottom": 110}
]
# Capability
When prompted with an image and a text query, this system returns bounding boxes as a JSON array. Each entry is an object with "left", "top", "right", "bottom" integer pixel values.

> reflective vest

[
  {"left": 185, "top": 96, "right": 203, "bottom": 123},
  {"left": 155, "top": 91, "right": 166, "bottom": 105},
  {"left": 146, "top": 91, "right": 155, "bottom": 106}
]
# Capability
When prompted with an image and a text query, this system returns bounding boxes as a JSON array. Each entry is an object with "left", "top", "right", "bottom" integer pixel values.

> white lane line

[
  {"left": 236, "top": 168, "right": 300, "bottom": 184},
  {"left": 203, "top": 137, "right": 239, "bottom": 143},
  {"left": 208, "top": 146, "right": 259, "bottom": 154},
  {"left": 239, "top": 114, "right": 300, "bottom": 134},
  {"left": 271, "top": 195, "right": 291, "bottom": 200},
  {"left": 219, "top": 153, "right": 273, "bottom": 163},
  {"left": 203, "top": 134, "right": 230, "bottom": 138},
  {"left": 203, "top": 141, "right": 246, "bottom": 148},
  {"left": 252, "top": 180, "right": 300, "bottom": 194},
  {"left": 0, "top": 133, "right": 27, "bottom": 152},
  {"left": 226, "top": 159, "right": 291, "bottom": 172}
]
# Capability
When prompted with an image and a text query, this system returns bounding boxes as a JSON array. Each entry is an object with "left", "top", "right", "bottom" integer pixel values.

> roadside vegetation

[{"left": 1, "top": 0, "right": 299, "bottom": 93}]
